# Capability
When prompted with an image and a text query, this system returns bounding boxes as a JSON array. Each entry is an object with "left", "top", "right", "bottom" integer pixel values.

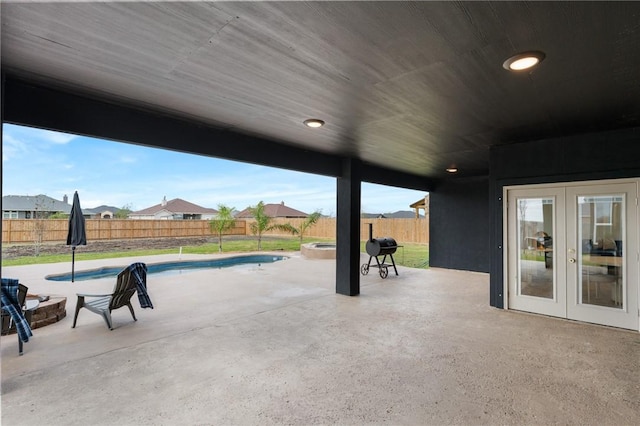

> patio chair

[
  {"left": 72, "top": 263, "right": 150, "bottom": 330},
  {"left": 1, "top": 279, "right": 33, "bottom": 355}
]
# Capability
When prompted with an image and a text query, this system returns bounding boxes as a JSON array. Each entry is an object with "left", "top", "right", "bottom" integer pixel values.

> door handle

[{"left": 568, "top": 258, "right": 576, "bottom": 264}]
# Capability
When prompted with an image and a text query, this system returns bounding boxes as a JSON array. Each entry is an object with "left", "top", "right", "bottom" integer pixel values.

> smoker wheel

[
  {"left": 379, "top": 266, "right": 389, "bottom": 279},
  {"left": 360, "top": 264, "right": 369, "bottom": 275}
]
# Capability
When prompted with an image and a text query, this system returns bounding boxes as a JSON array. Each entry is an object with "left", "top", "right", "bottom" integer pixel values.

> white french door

[{"left": 506, "top": 180, "right": 639, "bottom": 330}]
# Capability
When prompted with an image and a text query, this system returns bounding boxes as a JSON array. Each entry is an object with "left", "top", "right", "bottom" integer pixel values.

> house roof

[
  {"left": 84, "top": 205, "right": 120, "bottom": 215},
  {"left": 361, "top": 213, "right": 386, "bottom": 219},
  {"left": 387, "top": 210, "right": 421, "bottom": 219},
  {"left": 131, "top": 198, "right": 218, "bottom": 216},
  {"left": 361, "top": 211, "right": 423, "bottom": 219},
  {"left": 235, "top": 202, "right": 308, "bottom": 218},
  {"left": 410, "top": 196, "right": 430, "bottom": 209},
  {"left": 2, "top": 195, "right": 72, "bottom": 214}
]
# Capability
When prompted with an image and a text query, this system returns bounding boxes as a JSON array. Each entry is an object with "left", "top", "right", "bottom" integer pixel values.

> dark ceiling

[{"left": 2, "top": 1, "right": 640, "bottom": 180}]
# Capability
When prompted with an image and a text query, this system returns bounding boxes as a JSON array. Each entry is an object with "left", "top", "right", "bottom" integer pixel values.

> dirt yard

[{"left": 1, "top": 236, "right": 227, "bottom": 259}]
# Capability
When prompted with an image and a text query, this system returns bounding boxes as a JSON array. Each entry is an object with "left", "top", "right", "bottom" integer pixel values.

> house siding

[{"left": 429, "top": 177, "right": 489, "bottom": 273}]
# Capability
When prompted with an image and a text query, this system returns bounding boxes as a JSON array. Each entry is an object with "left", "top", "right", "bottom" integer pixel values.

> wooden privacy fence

[
  {"left": 1, "top": 219, "right": 245, "bottom": 244},
  {"left": 250, "top": 217, "right": 429, "bottom": 244},
  {"left": 2, "top": 217, "right": 429, "bottom": 244}
]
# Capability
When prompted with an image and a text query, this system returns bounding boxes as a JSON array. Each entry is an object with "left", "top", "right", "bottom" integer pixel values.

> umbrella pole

[{"left": 72, "top": 246, "right": 76, "bottom": 282}]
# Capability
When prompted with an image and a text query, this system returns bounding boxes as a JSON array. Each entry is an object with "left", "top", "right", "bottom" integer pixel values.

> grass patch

[
  {"left": 2, "top": 237, "right": 429, "bottom": 269},
  {"left": 1, "top": 249, "right": 178, "bottom": 267},
  {"left": 360, "top": 241, "right": 429, "bottom": 269},
  {"left": 519, "top": 251, "right": 546, "bottom": 262},
  {"left": 1, "top": 238, "right": 311, "bottom": 267}
]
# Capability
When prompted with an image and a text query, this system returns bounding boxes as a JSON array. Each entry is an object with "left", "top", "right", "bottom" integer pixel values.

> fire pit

[{"left": 361, "top": 223, "right": 399, "bottom": 279}]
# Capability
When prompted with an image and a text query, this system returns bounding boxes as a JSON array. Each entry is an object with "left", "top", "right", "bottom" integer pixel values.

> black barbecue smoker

[{"left": 361, "top": 223, "right": 399, "bottom": 279}]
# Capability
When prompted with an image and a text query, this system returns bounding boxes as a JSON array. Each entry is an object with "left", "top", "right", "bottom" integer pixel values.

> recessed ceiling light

[
  {"left": 446, "top": 167, "right": 458, "bottom": 173},
  {"left": 503, "top": 51, "right": 545, "bottom": 71},
  {"left": 304, "top": 119, "right": 325, "bottom": 128}
]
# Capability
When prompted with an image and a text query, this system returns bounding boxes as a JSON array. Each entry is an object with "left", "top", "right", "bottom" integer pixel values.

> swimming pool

[{"left": 45, "top": 255, "right": 287, "bottom": 282}]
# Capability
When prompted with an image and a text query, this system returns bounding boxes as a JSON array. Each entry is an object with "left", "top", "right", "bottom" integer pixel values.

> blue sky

[{"left": 2, "top": 124, "right": 427, "bottom": 216}]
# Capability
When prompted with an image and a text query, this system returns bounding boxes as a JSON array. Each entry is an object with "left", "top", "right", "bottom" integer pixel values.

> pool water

[{"left": 45, "top": 255, "right": 287, "bottom": 282}]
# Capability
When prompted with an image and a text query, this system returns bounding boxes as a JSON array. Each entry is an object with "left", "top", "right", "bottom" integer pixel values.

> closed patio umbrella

[{"left": 66, "top": 191, "right": 86, "bottom": 282}]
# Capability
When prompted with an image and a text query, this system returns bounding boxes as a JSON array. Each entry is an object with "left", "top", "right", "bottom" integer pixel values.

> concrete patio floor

[{"left": 2, "top": 252, "right": 639, "bottom": 425}]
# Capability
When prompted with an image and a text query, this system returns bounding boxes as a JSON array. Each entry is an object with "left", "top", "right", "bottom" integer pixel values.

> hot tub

[{"left": 301, "top": 242, "right": 336, "bottom": 259}]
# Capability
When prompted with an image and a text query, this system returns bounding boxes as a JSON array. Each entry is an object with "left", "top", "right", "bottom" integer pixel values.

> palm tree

[
  {"left": 249, "top": 201, "right": 271, "bottom": 250},
  {"left": 209, "top": 204, "right": 236, "bottom": 252},
  {"left": 248, "top": 201, "right": 294, "bottom": 250},
  {"left": 282, "top": 210, "right": 322, "bottom": 245}
]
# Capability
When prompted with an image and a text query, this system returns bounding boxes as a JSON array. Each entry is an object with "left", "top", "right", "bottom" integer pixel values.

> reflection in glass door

[
  {"left": 517, "top": 198, "right": 554, "bottom": 299},
  {"left": 577, "top": 195, "right": 624, "bottom": 308}
]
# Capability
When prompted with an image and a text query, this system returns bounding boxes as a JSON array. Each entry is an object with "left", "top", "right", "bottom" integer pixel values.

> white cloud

[
  {"left": 2, "top": 133, "right": 29, "bottom": 161},
  {"left": 3, "top": 124, "right": 427, "bottom": 216},
  {"left": 3, "top": 124, "right": 75, "bottom": 163},
  {"left": 35, "top": 129, "right": 77, "bottom": 145}
]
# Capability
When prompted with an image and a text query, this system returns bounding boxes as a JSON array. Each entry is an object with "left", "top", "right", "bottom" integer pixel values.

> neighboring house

[
  {"left": 129, "top": 197, "right": 218, "bottom": 220},
  {"left": 84, "top": 205, "right": 120, "bottom": 219},
  {"left": 361, "top": 211, "right": 422, "bottom": 219},
  {"left": 361, "top": 213, "right": 387, "bottom": 219},
  {"left": 2, "top": 194, "right": 72, "bottom": 219},
  {"left": 235, "top": 202, "right": 308, "bottom": 218},
  {"left": 386, "top": 210, "right": 424, "bottom": 219}
]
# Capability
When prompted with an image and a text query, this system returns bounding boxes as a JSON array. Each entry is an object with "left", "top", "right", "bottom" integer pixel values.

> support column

[{"left": 336, "top": 158, "right": 361, "bottom": 296}]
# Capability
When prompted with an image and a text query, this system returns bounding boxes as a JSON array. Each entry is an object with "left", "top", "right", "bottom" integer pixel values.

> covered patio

[
  {"left": 2, "top": 254, "right": 638, "bottom": 424},
  {"left": 4, "top": 2, "right": 640, "bottom": 301},
  {"left": 2, "top": 3, "right": 640, "bottom": 422}
]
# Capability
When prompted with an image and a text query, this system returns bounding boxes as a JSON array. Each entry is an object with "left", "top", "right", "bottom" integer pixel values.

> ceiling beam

[{"left": 3, "top": 75, "right": 434, "bottom": 191}]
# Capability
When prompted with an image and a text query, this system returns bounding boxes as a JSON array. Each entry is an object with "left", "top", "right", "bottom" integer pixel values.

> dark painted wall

[
  {"left": 430, "top": 177, "right": 490, "bottom": 273},
  {"left": 489, "top": 126, "right": 640, "bottom": 308}
]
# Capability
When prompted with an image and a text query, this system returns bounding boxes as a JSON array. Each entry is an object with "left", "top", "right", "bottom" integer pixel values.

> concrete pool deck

[{"left": 2, "top": 252, "right": 639, "bottom": 425}]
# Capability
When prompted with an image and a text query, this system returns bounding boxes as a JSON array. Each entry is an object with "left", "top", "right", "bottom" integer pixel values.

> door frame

[{"left": 503, "top": 178, "right": 640, "bottom": 332}]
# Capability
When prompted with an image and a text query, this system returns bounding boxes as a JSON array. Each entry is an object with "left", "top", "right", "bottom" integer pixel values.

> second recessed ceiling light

[{"left": 503, "top": 51, "right": 545, "bottom": 71}]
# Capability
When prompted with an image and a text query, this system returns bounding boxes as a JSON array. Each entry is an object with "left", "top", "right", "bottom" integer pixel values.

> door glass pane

[
  {"left": 518, "top": 198, "right": 554, "bottom": 298},
  {"left": 578, "top": 195, "right": 624, "bottom": 308}
]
